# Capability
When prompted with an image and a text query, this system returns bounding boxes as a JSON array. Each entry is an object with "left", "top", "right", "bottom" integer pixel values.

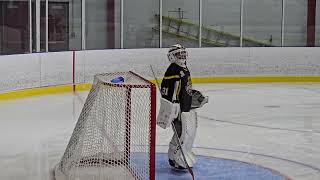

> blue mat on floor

[{"left": 155, "top": 153, "right": 288, "bottom": 180}]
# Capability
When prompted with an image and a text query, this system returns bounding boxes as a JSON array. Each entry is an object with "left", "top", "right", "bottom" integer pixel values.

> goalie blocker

[{"left": 157, "top": 97, "right": 180, "bottom": 129}]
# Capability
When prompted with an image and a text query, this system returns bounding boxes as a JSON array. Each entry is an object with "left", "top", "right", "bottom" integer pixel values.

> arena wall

[{"left": 0, "top": 47, "right": 319, "bottom": 94}]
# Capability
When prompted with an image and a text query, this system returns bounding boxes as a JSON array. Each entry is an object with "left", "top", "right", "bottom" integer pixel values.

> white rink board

[
  {"left": 188, "top": 47, "right": 320, "bottom": 76},
  {"left": 0, "top": 47, "right": 320, "bottom": 92},
  {"left": 75, "top": 49, "right": 168, "bottom": 83},
  {"left": 0, "top": 53, "right": 41, "bottom": 92},
  {"left": 39, "top": 51, "right": 73, "bottom": 87},
  {"left": 0, "top": 52, "right": 73, "bottom": 93}
]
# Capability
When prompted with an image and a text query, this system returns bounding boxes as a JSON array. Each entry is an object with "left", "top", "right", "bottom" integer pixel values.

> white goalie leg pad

[
  {"left": 168, "top": 137, "right": 195, "bottom": 168},
  {"left": 181, "top": 110, "right": 197, "bottom": 154},
  {"left": 168, "top": 110, "right": 198, "bottom": 168},
  {"left": 187, "top": 151, "right": 196, "bottom": 165},
  {"left": 157, "top": 97, "right": 180, "bottom": 129}
]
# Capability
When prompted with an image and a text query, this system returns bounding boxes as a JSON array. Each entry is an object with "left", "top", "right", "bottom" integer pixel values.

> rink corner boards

[{"left": 1, "top": 76, "right": 320, "bottom": 101}]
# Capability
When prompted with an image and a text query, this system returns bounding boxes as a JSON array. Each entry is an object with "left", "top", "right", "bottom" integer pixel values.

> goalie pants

[{"left": 168, "top": 110, "right": 197, "bottom": 168}]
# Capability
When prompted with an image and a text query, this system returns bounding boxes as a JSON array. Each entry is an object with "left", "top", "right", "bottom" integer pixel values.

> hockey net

[{"left": 55, "top": 71, "right": 156, "bottom": 180}]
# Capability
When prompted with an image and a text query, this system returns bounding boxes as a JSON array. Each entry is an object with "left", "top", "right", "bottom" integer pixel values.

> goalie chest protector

[{"left": 161, "top": 63, "right": 192, "bottom": 112}]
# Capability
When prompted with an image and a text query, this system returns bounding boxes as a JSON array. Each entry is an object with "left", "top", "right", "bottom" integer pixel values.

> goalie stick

[{"left": 150, "top": 65, "right": 195, "bottom": 180}]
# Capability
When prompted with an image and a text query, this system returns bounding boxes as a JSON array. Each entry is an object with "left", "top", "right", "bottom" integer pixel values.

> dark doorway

[
  {"left": 0, "top": 1, "right": 30, "bottom": 55},
  {"left": 46, "top": 2, "right": 69, "bottom": 51}
]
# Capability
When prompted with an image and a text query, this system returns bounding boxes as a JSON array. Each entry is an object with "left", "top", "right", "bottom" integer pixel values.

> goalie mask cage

[{"left": 55, "top": 71, "right": 156, "bottom": 180}]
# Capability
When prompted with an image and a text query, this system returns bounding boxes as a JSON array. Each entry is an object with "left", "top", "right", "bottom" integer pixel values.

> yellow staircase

[{"left": 153, "top": 14, "right": 272, "bottom": 47}]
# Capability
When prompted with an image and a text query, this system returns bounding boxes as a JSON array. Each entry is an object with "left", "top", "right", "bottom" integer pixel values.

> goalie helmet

[{"left": 167, "top": 44, "right": 188, "bottom": 67}]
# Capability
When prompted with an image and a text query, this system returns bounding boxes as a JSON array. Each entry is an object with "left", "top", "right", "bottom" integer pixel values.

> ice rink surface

[{"left": 0, "top": 83, "right": 320, "bottom": 180}]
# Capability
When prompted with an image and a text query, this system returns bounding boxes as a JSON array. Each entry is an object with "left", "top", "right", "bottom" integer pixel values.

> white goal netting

[{"left": 55, "top": 71, "right": 156, "bottom": 180}]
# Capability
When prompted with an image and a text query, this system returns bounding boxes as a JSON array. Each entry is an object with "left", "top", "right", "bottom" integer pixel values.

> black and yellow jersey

[{"left": 160, "top": 63, "right": 192, "bottom": 112}]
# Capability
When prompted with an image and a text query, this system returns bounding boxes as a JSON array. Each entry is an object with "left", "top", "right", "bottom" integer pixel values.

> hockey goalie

[{"left": 157, "top": 44, "right": 208, "bottom": 170}]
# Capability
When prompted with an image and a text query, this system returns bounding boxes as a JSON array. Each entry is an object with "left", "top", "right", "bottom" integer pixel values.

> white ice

[{"left": 0, "top": 83, "right": 320, "bottom": 180}]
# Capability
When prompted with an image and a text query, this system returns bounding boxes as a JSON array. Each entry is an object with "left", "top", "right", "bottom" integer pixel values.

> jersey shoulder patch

[{"left": 180, "top": 71, "right": 185, "bottom": 77}]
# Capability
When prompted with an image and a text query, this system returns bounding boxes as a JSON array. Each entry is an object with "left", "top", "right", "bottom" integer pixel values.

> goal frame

[{"left": 55, "top": 71, "right": 157, "bottom": 180}]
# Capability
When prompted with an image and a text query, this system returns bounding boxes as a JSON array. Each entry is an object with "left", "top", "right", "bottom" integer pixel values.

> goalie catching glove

[{"left": 191, "top": 89, "right": 209, "bottom": 109}]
